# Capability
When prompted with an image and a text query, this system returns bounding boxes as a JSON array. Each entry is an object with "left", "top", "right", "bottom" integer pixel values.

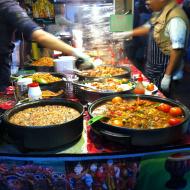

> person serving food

[
  {"left": 113, "top": 0, "right": 189, "bottom": 96},
  {"left": 0, "top": 0, "right": 92, "bottom": 92}
]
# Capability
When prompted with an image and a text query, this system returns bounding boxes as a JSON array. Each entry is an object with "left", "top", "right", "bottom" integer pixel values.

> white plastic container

[
  {"left": 28, "top": 82, "right": 42, "bottom": 101},
  {"left": 54, "top": 56, "right": 75, "bottom": 72}
]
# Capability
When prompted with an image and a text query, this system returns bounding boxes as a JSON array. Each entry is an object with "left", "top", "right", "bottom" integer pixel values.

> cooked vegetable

[
  {"left": 168, "top": 118, "right": 183, "bottom": 126},
  {"left": 112, "top": 96, "right": 123, "bottom": 104},
  {"left": 169, "top": 107, "right": 183, "bottom": 116},
  {"left": 111, "top": 119, "right": 124, "bottom": 127},
  {"left": 157, "top": 103, "right": 171, "bottom": 113},
  {"left": 36, "top": 78, "right": 48, "bottom": 84},
  {"left": 146, "top": 83, "right": 154, "bottom": 91}
]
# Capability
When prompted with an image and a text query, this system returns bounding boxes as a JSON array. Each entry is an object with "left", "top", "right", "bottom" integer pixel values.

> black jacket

[{"left": 0, "top": 0, "right": 40, "bottom": 54}]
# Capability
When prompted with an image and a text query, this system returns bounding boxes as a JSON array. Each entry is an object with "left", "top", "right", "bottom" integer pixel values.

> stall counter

[{"left": 0, "top": 62, "right": 190, "bottom": 190}]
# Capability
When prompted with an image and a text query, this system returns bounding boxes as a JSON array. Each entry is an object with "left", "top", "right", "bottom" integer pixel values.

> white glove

[
  {"left": 72, "top": 48, "right": 91, "bottom": 62},
  {"left": 161, "top": 74, "right": 171, "bottom": 92},
  {"left": 112, "top": 31, "right": 133, "bottom": 40}
]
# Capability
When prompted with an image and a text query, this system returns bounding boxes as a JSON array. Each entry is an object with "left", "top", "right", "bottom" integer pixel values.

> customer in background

[
  {"left": 0, "top": 0, "right": 91, "bottom": 92},
  {"left": 114, "top": 0, "right": 189, "bottom": 96}
]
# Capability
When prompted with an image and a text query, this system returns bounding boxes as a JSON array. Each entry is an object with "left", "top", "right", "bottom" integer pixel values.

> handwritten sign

[{"left": 110, "top": 14, "right": 133, "bottom": 32}]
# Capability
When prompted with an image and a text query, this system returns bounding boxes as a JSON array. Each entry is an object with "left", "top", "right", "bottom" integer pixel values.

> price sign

[{"left": 110, "top": 14, "right": 133, "bottom": 32}]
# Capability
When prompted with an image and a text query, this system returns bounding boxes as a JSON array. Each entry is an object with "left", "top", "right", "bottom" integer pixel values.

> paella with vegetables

[
  {"left": 79, "top": 65, "right": 128, "bottom": 78},
  {"left": 78, "top": 78, "right": 135, "bottom": 92},
  {"left": 92, "top": 96, "right": 185, "bottom": 129}
]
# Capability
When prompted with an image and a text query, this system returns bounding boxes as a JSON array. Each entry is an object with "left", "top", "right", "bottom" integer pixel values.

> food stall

[
  {"left": 1, "top": 61, "right": 190, "bottom": 189},
  {"left": 0, "top": 0, "right": 190, "bottom": 189}
]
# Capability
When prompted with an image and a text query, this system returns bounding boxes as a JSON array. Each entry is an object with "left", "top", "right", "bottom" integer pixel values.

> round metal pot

[
  {"left": 88, "top": 94, "right": 190, "bottom": 146},
  {"left": 2, "top": 99, "right": 84, "bottom": 150},
  {"left": 73, "top": 79, "right": 134, "bottom": 103}
]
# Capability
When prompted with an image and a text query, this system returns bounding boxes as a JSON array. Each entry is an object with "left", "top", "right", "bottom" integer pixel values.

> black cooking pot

[
  {"left": 2, "top": 99, "right": 84, "bottom": 150},
  {"left": 75, "top": 65, "right": 131, "bottom": 80},
  {"left": 88, "top": 94, "right": 190, "bottom": 146}
]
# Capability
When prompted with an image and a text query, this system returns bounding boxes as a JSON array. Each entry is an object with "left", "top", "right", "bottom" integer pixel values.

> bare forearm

[
  {"left": 32, "top": 29, "right": 74, "bottom": 55},
  {"left": 165, "top": 49, "right": 183, "bottom": 75}
]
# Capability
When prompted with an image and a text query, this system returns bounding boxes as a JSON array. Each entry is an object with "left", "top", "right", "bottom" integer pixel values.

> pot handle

[
  {"left": 94, "top": 128, "right": 131, "bottom": 144},
  {"left": 102, "top": 129, "right": 131, "bottom": 138}
]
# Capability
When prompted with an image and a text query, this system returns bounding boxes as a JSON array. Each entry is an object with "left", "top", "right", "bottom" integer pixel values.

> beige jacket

[{"left": 151, "top": 0, "right": 189, "bottom": 55}]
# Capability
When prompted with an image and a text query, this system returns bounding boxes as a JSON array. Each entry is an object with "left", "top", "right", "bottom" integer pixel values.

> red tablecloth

[{"left": 85, "top": 62, "right": 166, "bottom": 153}]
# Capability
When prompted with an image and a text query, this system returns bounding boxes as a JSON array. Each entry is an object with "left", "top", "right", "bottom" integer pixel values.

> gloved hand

[
  {"left": 72, "top": 48, "right": 93, "bottom": 70},
  {"left": 72, "top": 48, "right": 90, "bottom": 61},
  {"left": 75, "top": 58, "right": 94, "bottom": 70},
  {"left": 112, "top": 31, "right": 133, "bottom": 40},
  {"left": 160, "top": 74, "right": 171, "bottom": 92}
]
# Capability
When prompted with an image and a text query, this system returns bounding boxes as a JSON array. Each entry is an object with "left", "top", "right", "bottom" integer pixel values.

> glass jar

[{"left": 16, "top": 78, "right": 33, "bottom": 101}]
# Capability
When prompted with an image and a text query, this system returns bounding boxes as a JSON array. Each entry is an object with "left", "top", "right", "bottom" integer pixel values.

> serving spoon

[{"left": 88, "top": 115, "right": 106, "bottom": 125}]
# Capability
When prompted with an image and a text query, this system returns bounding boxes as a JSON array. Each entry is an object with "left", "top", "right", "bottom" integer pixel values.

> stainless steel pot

[{"left": 73, "top": 78, "right": 135, "bottom": 103}]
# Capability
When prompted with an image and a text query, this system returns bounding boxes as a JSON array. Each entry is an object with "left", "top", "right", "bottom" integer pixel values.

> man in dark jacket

[{"left": 0, "top": 0, "right": 91, "bottom": 91}]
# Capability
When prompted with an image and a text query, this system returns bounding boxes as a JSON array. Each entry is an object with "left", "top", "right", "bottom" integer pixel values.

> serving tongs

[
  {"left": 72, "top": 69, "right": 90, "bottom": 76},
  {"left": 72, "top": 82, "right": 97, "bottom": 91},
  {"left": 73, "top": 69, "right": 86, "bottom": 74},
  {"left": 72, "top": 81, "right": 114, "bottom": 93}
]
